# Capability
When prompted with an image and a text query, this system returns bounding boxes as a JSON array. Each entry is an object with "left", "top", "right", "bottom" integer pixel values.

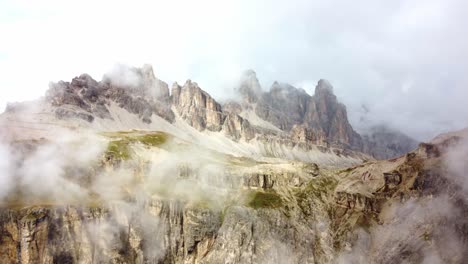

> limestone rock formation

[
  {"left": 290, "top": 124, "right": 327, "bottom": 146},
  {"left": 171, "top": 80, "right": 225, "bottom": 131},
  {"left": 254, "top": 79, "right": 362, "bottom": 150},
  {"left": 222, "top": 113, "right": 255, "bottom": 140},
  {"left": 255, "top": 82, "right": 310, "bottom": 130},
  {"left": 304, "top": 79, "right": 362, "bottom": 150},
  {"left": 45, "top": 66, "right": 175, "bottom": 124},
  {"left": 236, "top": 69, "right": 262, "bottom": 104}
]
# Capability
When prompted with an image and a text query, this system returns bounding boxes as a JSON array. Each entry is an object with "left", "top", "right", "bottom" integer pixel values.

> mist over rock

[
  {"left": 255, "top": 82, "right": 310, "bottom": 131},
  {"left": 46, "top": 66, "right": 175, "bottom": 124},
  {"left": 102, "top": 64, "right": 170, "bottom": 101},
  {"left": 236, "top": 69, "right": 263, "bottom": 104},
  {"left": 253, "top": 79, "right": 362, "bottom": 151},
  {"left": 361, "top": 125, "right": 419, "bottom": 159},
  {"left": 0, "top": 64, "right": 466, "bottom": 264}
]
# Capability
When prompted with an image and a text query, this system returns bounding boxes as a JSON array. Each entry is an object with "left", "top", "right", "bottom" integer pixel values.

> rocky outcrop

[
  {"left": 45, "top": 65, "right": 175, "bottom": 124},
  {"left": 254, "top": 79, "right": 362, "bottom": 150},
  {"left": 222, "top": 101, "right": 242, "bottom": 115},
  {"left": 256, "top": 82, "right": 310, "bottom": 130},
  {"left": 236, "top": 70, "right": 262, "bottom": 104},
  {"left": 171, "top": 80, "right": 225, "bottom": 131},
  {"left": 332, "top": 135, "right": 468, "bottom": 263},
  {"left": 290, "top": 124, "right": 327, "bottom": 146},
  {"left": 304, "top": 80, "right": 363, "bottom": 150},
  {"left": 222, "top": 113, "right": 255, "bottom": 141}
]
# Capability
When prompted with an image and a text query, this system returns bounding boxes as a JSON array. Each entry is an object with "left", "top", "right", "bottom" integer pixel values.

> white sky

[{"left": 1, "top": 0, "right": 467, "bottom": 140}]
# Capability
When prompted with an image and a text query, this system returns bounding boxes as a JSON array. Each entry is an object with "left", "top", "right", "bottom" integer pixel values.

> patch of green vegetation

[
  {"left": 219, "top": 206, "right": 228, "bottom": 223},
  {"left": 133, "top": 132, "right": 168, "bottom": 147},
  {"left": 21, "top": 209, "right": 47, "bottom": 221},
  {"left": 106, "top": 139, "right": 131, "bottom": 160},
  {"left": 102, "top": 131, "right": 169, "bottom": 160},
  {"left": 294, "top": 175, "right": 338, "bottom": 218},
  {"left": 296, "top": 176, "right": 338, "bottom": 203},
  {"left": 192, "top": 199, "right": 213, "bottom": 209},
  {"left": 247, "top": 191, "right": 284, "bottom": 209}
]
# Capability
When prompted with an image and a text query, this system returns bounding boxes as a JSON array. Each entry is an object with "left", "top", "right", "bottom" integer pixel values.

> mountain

[
  {"left": 361, "top": 124, "right": 420, "bottom": 160},
  {"left": 3, "top": 66, "right": 415, "bottom": 161},
  {"left": 0, "top": 65, "right": 463, "bottom": 264},
  {"left": 236, "top": 70, "right": 417, "bottom": 158}
]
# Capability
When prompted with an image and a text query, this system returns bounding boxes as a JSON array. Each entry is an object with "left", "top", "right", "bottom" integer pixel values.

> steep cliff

[
  {"left": 253, "top": 79, "right": 362, "bottom": 150},
  {"left": 171, "top": 80, "right": 225, "bottom": 131},
  {"left": 0, "top": 126, "right": 465, "bottom": 263}
]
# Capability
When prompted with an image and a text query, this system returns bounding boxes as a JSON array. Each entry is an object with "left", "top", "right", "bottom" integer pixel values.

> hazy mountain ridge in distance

[{"left": 0, "top": 64, "right": 465, "bottom": 264}]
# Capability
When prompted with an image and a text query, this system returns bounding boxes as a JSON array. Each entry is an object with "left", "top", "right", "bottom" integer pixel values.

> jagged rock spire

[
  {"left": 237, "top": 69, "right": 262, "bottom": 104},
  {"left": 314, "top": 79, "right": 334, "bottom": 97}
]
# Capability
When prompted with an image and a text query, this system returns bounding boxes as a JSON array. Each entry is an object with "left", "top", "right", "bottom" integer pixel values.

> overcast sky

[{"left": 1, "top": 0, "right": 467, "bottom": 140}]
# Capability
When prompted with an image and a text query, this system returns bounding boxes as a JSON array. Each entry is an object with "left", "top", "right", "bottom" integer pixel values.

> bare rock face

[
  {"left": 254, "top": 79, "right": 362, "bottom": 150},
  {"left": 102, "top": 64, "right": 170, "bottom": 102},
  {"left": 46, "top": 75, "right": 112, "bottom": 121},
  {"left": 304, "top": 79, "right": 363, "bottom": 150},
  {"left": 256, "top": 82, "right": 310, "bottom": 131},
  {"left": 222, "top": 101, "right": 242, "bottom": 115},
  {"left": 138, "top": 64, "right": 170, "bottom": 101},
  {"left": 222, "top": 113, "right": 255, "bottom": 141},
  {"left": 236, "top": 70, "right": 262, "bottom": 104},
  {"left": 290, "top": 124, "right": 327, "bottom": 146},
  {"left": 171, "top": 80, "right": 225, "bottom": 131},
  {"left": 45, "top": 66, "right": 175, "bottom": 124}
]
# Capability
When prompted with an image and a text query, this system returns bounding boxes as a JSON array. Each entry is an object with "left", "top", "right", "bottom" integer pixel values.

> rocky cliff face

[
  {"left": 171, "top": 80, "right": 225, "bottom": 132},
  {"left": 236, "top": 70, "right": 262, "bottom": 105},
  {"left": 45, "top": 65, "right": 175, "bottom": 124},
  {"left": 0, "top": 126, "right": 465, "bottom": 264},
  {"left": 252, "top": 79, "right": 362, "bottom": 150},
  {"left": 255, "top": 82, "right": 310, "bottom": 131},
  {"left": 304, "top": 80, "right": 362, "bottom": 150}
]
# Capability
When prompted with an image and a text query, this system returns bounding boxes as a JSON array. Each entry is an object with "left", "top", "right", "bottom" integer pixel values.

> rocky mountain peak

[
  {"left": 255, "top": 82, "right": 310, "bottom": 130},
  {"left": 172, "top": 79, "right": 225, "bottom": 131},
  {"left": 237, "top": 69, "right": 262, "bottom": 104},
  {"left": 101, "top": 64, "right": 170, "bottom": 102},
  {"left": 71, "top": 73, "right": 99, "bottom": 88},
  {"left": 314, "top": 79, "right": 335, "bottom": 98},
  {"left": 135, "top": 64, "right": 170, "bottom": 101},
  {"left": 304, "top": 79, "right": 361, "bottom": 149}
]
